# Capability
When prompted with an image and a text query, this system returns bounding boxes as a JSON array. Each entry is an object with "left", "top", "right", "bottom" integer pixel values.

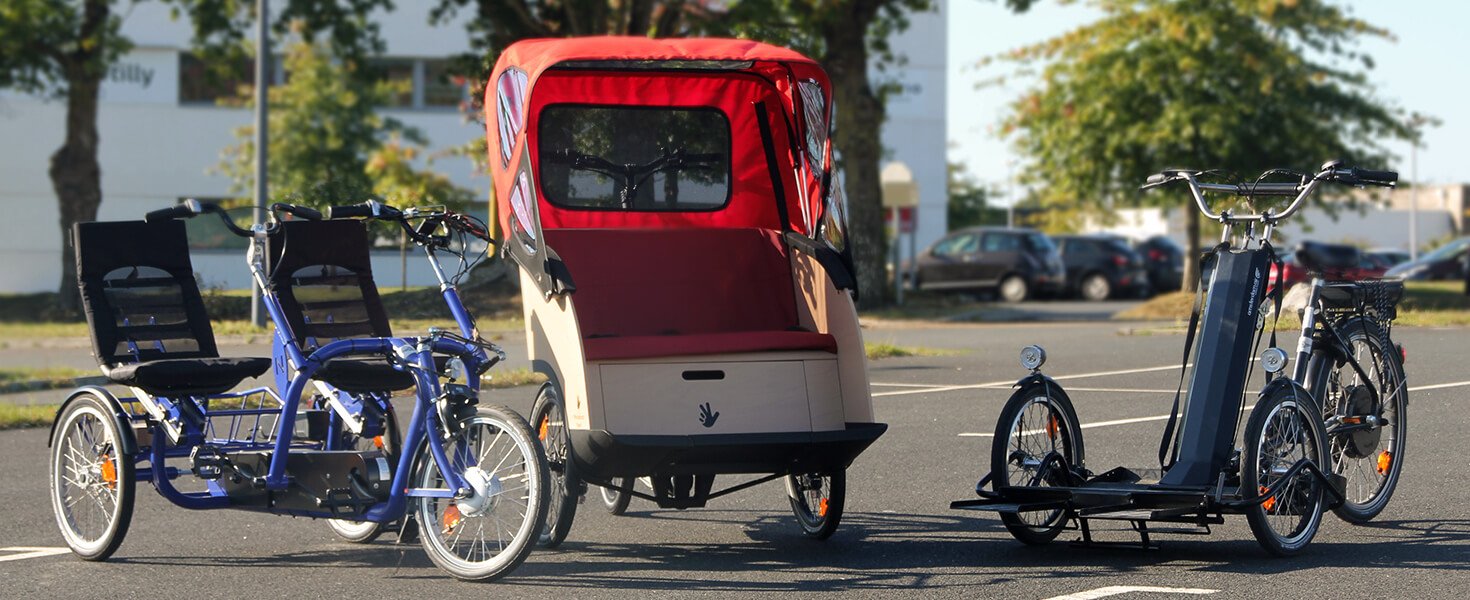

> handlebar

[
  {"left": 144, "top": 199, "right": 203, "bottom": 223},
  {"left": 270, "top": 202, "right": 322, "bottom": 221},
  {"left": 1141, "top": 160, "right": 1397, "bottom": 224},
  {"left": 323, "top": 201, "right": 494, "bottom": 245}
]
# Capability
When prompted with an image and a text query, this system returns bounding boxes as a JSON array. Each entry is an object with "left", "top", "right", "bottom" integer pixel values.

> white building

[{"left": 0, "top": 3, "right": 948, "bottom": 293}]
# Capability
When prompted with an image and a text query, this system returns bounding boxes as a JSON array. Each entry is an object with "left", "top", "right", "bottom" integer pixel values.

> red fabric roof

[{"left": 496, "top": 37, "right": 818, "bottom": 83}]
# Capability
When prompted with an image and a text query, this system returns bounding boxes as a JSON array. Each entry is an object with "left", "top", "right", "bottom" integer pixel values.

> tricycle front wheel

[
  {"left": 787, "top": 470, "right": 845, "bottom": 539},
  {"left": 415, "top": 404, "right": 548, "bottom": 581},
  {"left": 49, "top": 391, "right": 135, "bottom": 561}
]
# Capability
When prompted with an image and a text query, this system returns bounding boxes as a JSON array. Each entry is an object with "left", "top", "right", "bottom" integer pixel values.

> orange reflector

[
  {"left": 1046, "top": 415, "right": 1059, "bottom": 439},
  {"left": 99, "top": 453, "right": 117, "bottom": 490},
  {"left": 1260, "top": 486, "right": 1275, "bottom": 511},
  {"left": 1341, "top": 417, "right": 1362, "bottom": 425},
  {"left": 1377, "top": 450, "right": 1392, "bottom": 475},
  {"left": 442, "top": 505, "right": 462, "bottom": 535},
  {"left": 818, "top": 497, "right": 829, "bottom": 518},
  {"left": 537, "top": 417, "right": 549, "bottom": 441},
  {"left": 372, "top": 436, "right": 385, "bottom": 449}
]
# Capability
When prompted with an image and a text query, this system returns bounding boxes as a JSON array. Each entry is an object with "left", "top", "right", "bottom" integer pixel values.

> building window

[
  {"left": 178, "top": 53, "right": 254, "bottom": 104},
  {"left": 422, "top": 59, "right": 467, "bottom": 108},
  {"left": 368, "top": 58, "right": 416, "bottom": 107}
]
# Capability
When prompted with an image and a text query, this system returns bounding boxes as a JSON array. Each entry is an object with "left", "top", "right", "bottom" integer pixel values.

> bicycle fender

[{"left": 47, "top": 385, "right": 139, "bottom": 457}]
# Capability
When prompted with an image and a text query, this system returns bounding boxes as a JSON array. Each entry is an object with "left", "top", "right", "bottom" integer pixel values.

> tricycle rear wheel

[
  {"left": 49, "top": 391, "right": 135, "bottom": 561},
  {"left": 990, "top": 381, "right": 1084, "bottom": 545}
]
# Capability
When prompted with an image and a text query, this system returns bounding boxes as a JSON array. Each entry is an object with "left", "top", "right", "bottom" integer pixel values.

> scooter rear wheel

[{"left": 990, "top": 381, "right": 1084, "bottom": 545}]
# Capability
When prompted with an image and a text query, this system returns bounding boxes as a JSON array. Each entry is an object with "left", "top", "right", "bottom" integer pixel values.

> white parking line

[
  {"left": 873, "top": 363, "right": 1189, "bottom": 398},
  {"left": 1044, "top": 586, "right": 1218, "bottom": 600},
  {"left": 958, "top": 379, "right": 1470, "bottom": 437},
  {"left": 0, "top": 547, "right": 71, "bottom": 562}
]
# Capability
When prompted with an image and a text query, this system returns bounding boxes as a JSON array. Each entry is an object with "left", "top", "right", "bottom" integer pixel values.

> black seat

[
  {"left": 1295, "top": 241, "right": 1362, "bottom": 273},
  {"left": 74, "top": 220, "right": 270, "bottom": 396},
  {"left": 267, "top": 220, "right": 417, "bottom": 392}
]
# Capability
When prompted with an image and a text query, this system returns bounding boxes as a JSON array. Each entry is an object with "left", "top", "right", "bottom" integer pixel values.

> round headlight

[
  {"left": 445, "top": 357, "right": 468, "bottom": 383},
  {"left": 1260, "top": 347, "right": 1288, "bottom": 374},
  {"left": 1019, "top": 345, "right": 1047, "bottom": 371}
]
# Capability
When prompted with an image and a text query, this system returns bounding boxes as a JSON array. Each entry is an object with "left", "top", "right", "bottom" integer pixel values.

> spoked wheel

[
  {"left": 49, "top": 392, "right": 135, "bottom": 561},
  {"left": 1306, "top": 318, "right": 1407, "bottom": 523},
  {"left": 415, "top": 405, "right": 548, "bottom": 582},
  {"left": 531, "top": 385, "right": 578, "bottom": 548},
  {"left": 1242, "top": 384, "right": 1330, "bottom": 556},
  {"left": 326, "top": 402, "right": 401, "bottom": 543},
  {"left": 599, "top": 477, "right": 633, "bottom": 515},
  {"left": 990, "top": 381, "right": 1084, "bottom": 545},
  {"left": 786, "top": 470, "right": 845, "bottom": 539}
]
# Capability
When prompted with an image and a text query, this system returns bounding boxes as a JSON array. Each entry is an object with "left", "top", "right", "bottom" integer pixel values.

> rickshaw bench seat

[
  {"left": 583, "top": 330, "right": 837, "bottom": 362},
  {"left": 106, "top": 357, "right": 272, "bottom": 396}
]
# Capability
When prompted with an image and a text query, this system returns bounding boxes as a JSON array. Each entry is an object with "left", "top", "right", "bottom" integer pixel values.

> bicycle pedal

[{"left": 189, "top": 445, "right": 226, "bottom": 480}]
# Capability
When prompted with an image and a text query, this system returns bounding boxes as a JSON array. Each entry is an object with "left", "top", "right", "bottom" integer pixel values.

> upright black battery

[{"left": 1159, "top": 247, "right": 1271, "bottom": 487}]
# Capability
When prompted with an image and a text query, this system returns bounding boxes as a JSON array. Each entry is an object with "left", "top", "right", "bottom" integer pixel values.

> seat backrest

[
  {"left": 266, "top": 219, "right": 391, "bottom": 349},
  {"left": 74, "top": 220, "right": 219, "bottom": 366},
  {"left": 543, "top": 228, "right": 798, "bottom": 339}
]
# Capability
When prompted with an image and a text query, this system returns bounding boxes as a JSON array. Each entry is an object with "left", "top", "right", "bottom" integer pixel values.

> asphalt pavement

[{"left": 3, "top": 320, "right": 1468, "bottom": 598}]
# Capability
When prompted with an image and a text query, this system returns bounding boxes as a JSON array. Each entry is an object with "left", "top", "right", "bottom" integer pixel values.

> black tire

[
  {"left": 531, "top": 384, "right": 578, "bottom": 548},
  {"left": 786, "top": 470, "right": 845, "bottom": 539},
  {"left": 414, "top": 404, "right": 548, "bottom": 581},
  {"left": 325, "top": 402, "right": 401, "bottom": 543},
  {"left": 990, "top": 381, "right": 1084, "bottom": 545},
  {"left": 1242, "top": 383, "right": 1330, "bottom": 557},
  {"left": 998, "top": 275, "right": 1030, "bottom": 303},
  {"left": 599, "top": 477, "right": 633, "bottom": 515},
  {"left": 1079, "top": 273, "right": 1112, "bottom": 301},
  {"left": 1305, "top": 317, "right": 1407, "bottom": 524},
  {"left": 49, "top": 391, "right": 135, "bottom": 561}
]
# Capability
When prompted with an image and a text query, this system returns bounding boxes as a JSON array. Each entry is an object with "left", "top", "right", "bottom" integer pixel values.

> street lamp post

[{"left": 251, "top": 0, "right": 270, "bottom": 327}]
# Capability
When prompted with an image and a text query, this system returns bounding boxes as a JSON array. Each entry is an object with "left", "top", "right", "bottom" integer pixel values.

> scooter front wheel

[
  {"left": 990, "top": 380, "right": 1084, "bottom": 545},
  {"left": 50, "top": 391, "right": 135, "bottom": 561},
  {"left": 415, "top": 405, "right": 548, "bottom": 581},
  {"left": 1242, "top": 383, "right": 1329, "bottom": 556}
]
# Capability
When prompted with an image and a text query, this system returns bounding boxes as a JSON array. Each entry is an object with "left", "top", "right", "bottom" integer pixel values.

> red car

[{"left": 1269, "top": 244, "right": 1386, "bottom": 292}]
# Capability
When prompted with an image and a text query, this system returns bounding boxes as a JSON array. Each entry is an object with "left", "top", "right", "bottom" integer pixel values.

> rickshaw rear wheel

[
  {"left": 1243, "top": 384, "right": 1329, "bottom": 557},
  {"left": 599, "top": 477, "right": 633, "bottom": 515},
  {"left": 49, "top": 391, "right": 136, "bottom": 561},
  {"left": 532, "top": 384, "right": 579, "bottom": 548},
  {"left": 991, "top": 381, "right": 1084, "bottom": 545},
  {"left": 414, "top": 404, "right": 548, "bottom": 581},
  {"left": 786, "top": 470, "right": 845, "bottom": 539},
  {"left": 326, "top": 402, "right": 401, "bottom": 543}
]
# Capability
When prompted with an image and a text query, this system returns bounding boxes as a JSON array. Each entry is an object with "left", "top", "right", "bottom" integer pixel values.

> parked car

[
  {"left": 1054, "top": 234, "right": 1149, "bottom": 301},
  {"left": 1269, "top": 243, "right": 1387, "bottom": 291},
  {"left": 1135, "top": 235, "right": 1184, "bottom": 293},
  {"left": 908, "top": 227, "right": 1065, "bottom": 302},
  {"left": 1364, "top": 248, "right": 1411, "bottom": 271},
  {"left": 1386, "top": 237, "right": 1470, "bottom": 280}
]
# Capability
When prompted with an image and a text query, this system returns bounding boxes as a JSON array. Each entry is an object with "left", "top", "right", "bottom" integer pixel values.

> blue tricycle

[{"left": 47, "top": 199, "right": 547, "bottom": 581}]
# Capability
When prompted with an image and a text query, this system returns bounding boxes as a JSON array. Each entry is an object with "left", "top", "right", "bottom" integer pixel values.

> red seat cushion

[
  {"left": 584, "top": 330, "right": 837, "bottom": 362},
  {"left": 544, "top": 227, "right": 833, "bottom": 360}
]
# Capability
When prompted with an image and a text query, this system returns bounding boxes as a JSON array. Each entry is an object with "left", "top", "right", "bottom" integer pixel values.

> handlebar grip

[
  {"left": 272, "top": 203, "right": 322, "bottom": 220},
  {"left": 144, "top": 200, "right": 202, "bottom": 223},
  {"left": 325, "top": 203, "right": 374, "bottom": 219},
  {"left": 1353, "top": 168, "right": 1398, "bottom": 186}
]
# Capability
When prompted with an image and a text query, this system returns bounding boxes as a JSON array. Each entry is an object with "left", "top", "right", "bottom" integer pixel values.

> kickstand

[{"left": 1070, "top": 518, "right": 1161, "bottom": 551}]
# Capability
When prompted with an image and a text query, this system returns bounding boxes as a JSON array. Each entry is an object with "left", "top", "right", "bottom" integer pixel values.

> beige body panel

[
  {"left": 519, "top": 268, "right": 596, "bottom": 430},
  {"left": 790, "top": 250, "right": 873, "bottom": 423},
  {"left": 598, "top": 358, "right": 828, "bottom": 435}
]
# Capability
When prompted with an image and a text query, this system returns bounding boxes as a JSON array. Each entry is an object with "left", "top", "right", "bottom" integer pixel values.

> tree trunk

[
  {"left": 823, "top": 5, "right": 889, "bottom": 309},
  {"left": 49, "top": 62, "right": 106, "bottom": 316},
  {"left": 1181, "top": 204, "right": 1201, "bottom": 293}
]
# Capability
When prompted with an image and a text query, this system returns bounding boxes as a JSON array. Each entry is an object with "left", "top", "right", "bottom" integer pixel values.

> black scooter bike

[{"left": 952, "top": 160, "right": 1399, "bottom": 556}]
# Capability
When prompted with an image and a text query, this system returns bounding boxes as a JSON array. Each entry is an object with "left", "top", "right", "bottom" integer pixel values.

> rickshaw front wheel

[
  {"left": 599, "top": 477, "right": 633, "bottom": 515},
  {"left": 49, "top": 391, "right": 136, "bottom": 561},
  {"left": 786, "top": 470, "right": 845, "bottom": 539},
  {"left": 326, "top": 404, "right": 401, "bottom": 543},
  {"left": 531, "top": 385, "right": 579, "bottom": 548}
]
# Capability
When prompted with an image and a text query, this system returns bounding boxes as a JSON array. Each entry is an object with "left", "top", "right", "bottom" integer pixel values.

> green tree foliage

[
  {"left": 218, "top": 41, "right": 471, "bottom": 218},
  {"left": 947, "top": 163, "right": 1006, "bottom": 230},
  {"left": 996, "top": 0, "right": 1410, "bottom": 289},
  {"left": 1, "top": 0, "right": 129, "bottom": 313}
]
